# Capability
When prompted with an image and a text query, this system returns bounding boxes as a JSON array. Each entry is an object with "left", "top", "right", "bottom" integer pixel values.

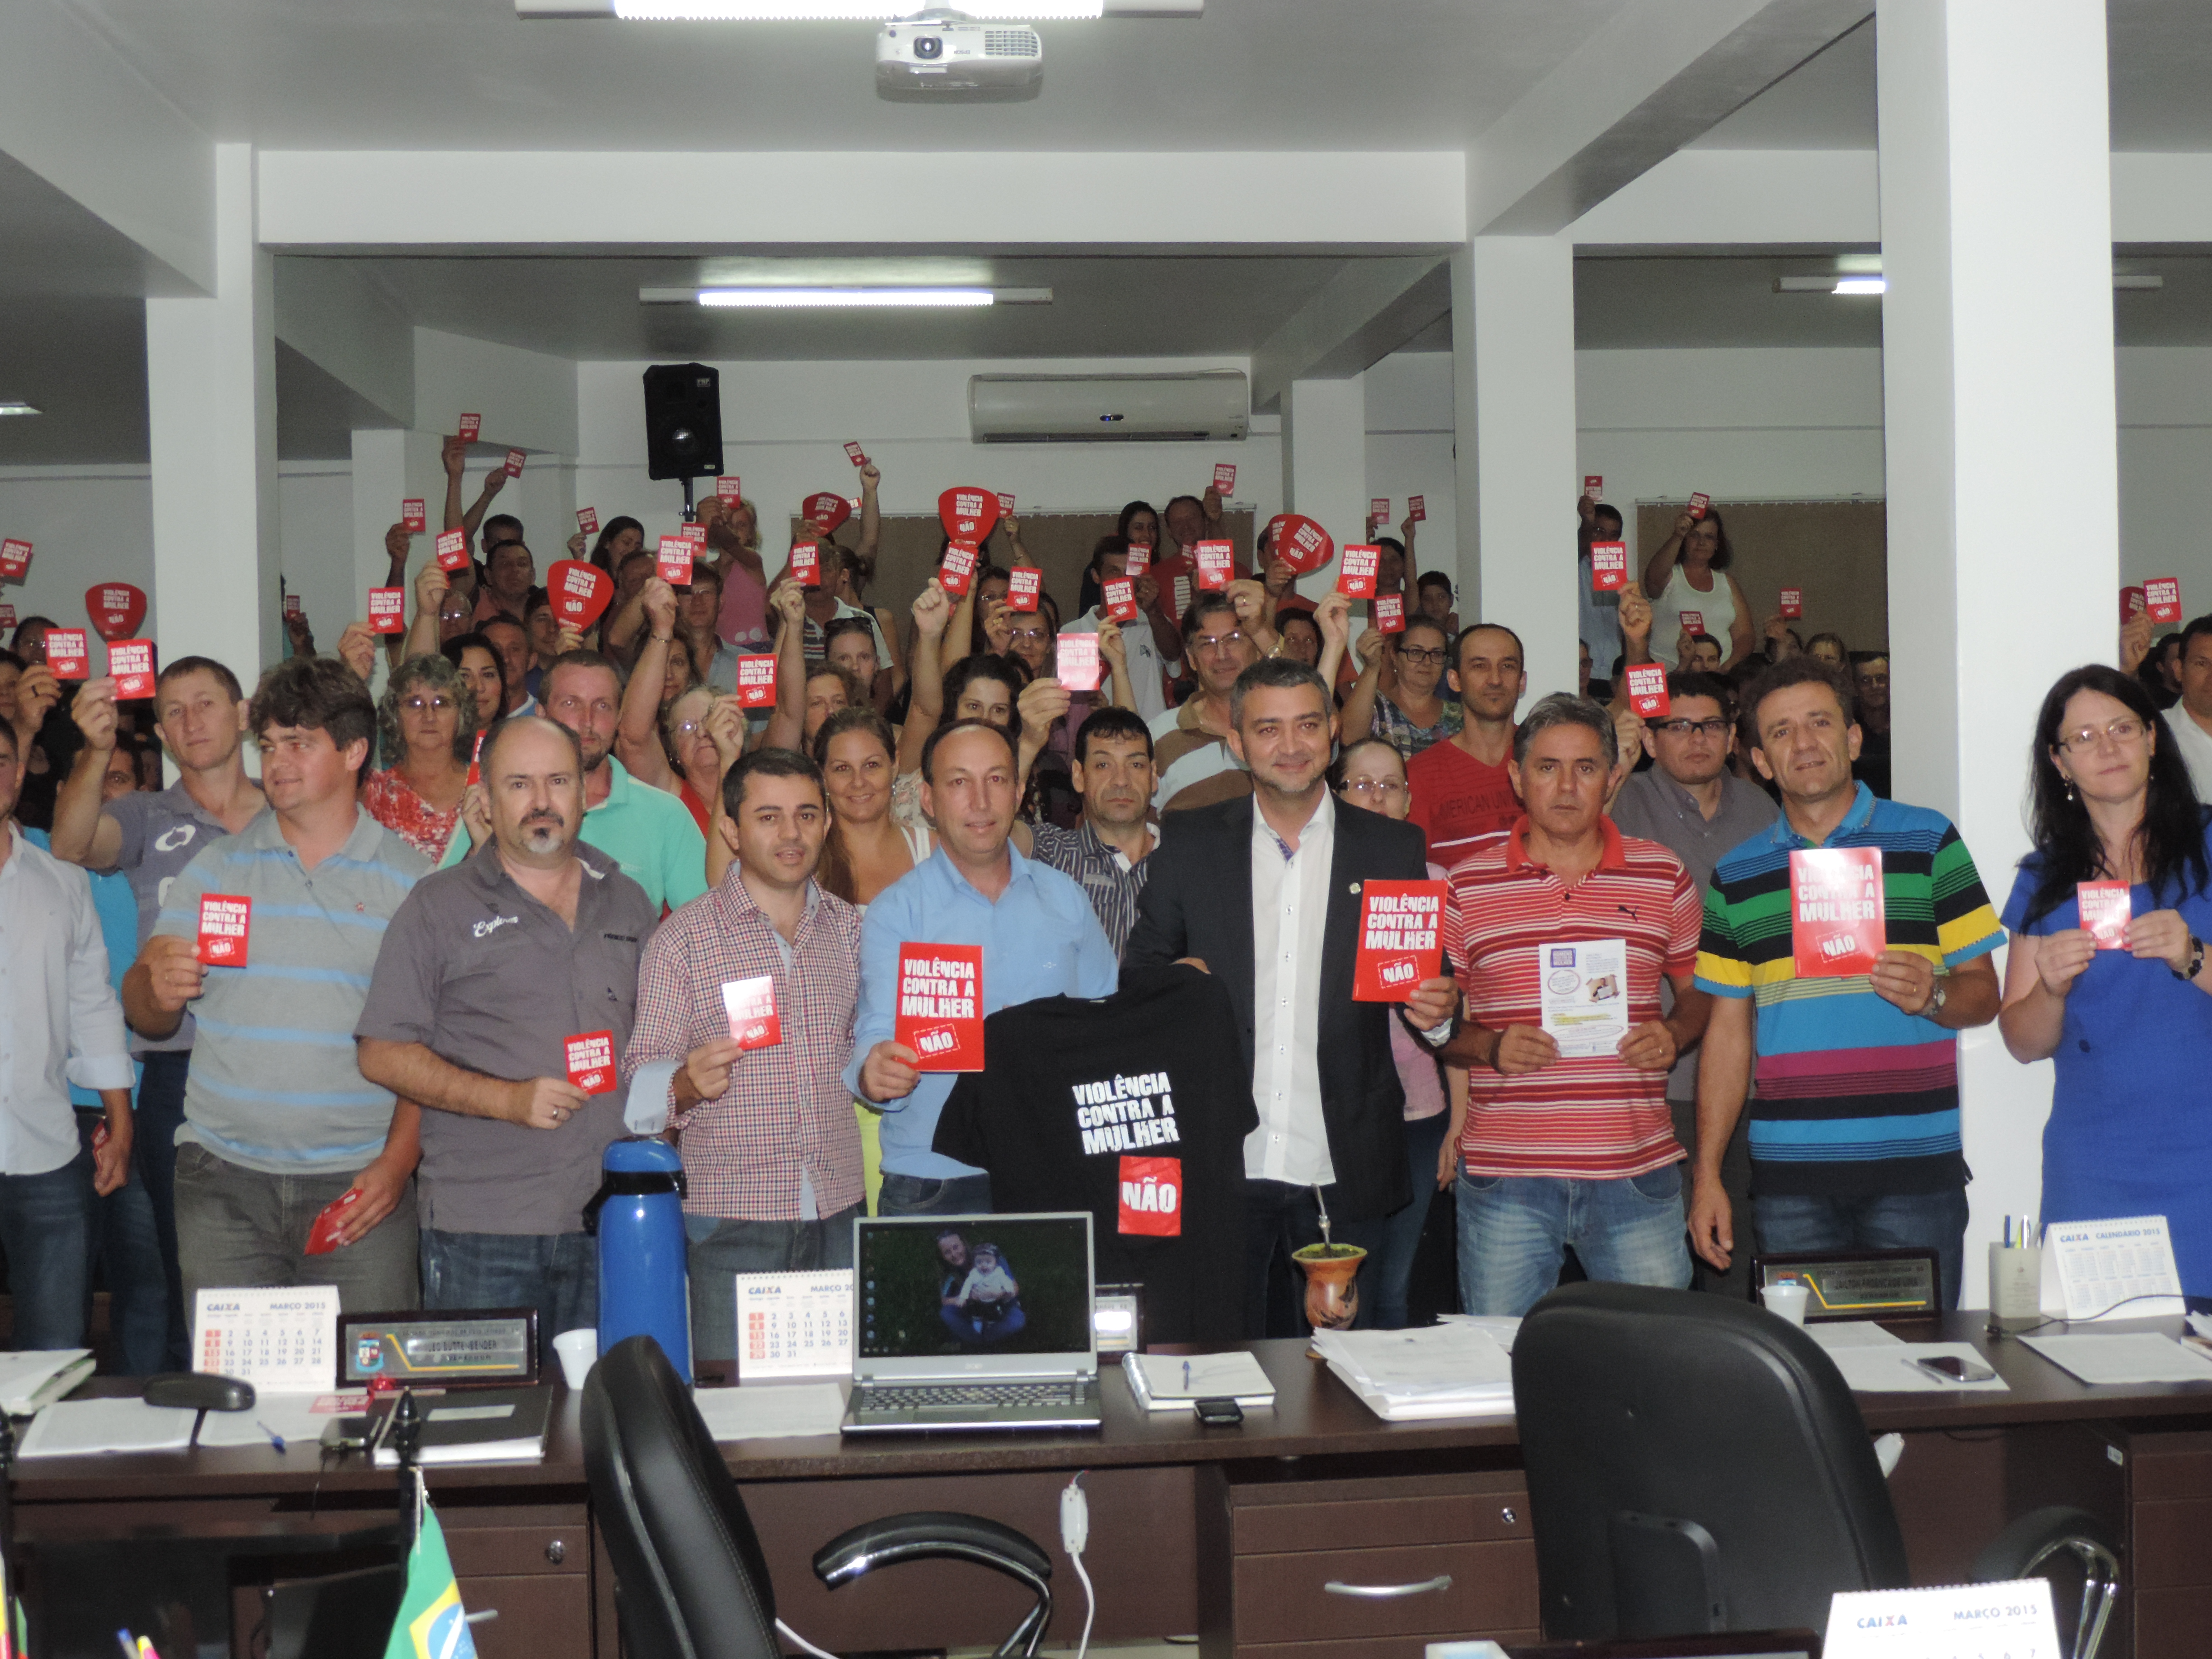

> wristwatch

[
  {"left": 2175, "top": 936, "right": 2205, "bottom": 982},
  {"left": 1923, "top": 981, "right": 1949, "bottom": 1020}
]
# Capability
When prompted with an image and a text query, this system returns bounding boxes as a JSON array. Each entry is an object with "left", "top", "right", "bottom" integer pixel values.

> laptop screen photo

[{"left": 858, "top": 1215, "right": 1093, "bottom": 1361}]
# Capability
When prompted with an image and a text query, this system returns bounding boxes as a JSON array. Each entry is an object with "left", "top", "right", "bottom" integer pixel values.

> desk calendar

[
  {"left": 1825, "top": 1578, "right": 2058, "bottom": 1659},
  {"left": 192, "top": 1286, "right": 339, "bottom": 1394},
  {"left": 736, "top": 1270, "right": 853, "bottom": 1381}
]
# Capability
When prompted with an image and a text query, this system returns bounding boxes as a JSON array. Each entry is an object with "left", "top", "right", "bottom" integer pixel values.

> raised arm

[
  {"left": 1096, "top": 619, "right": 1138, "bottom": 713},
  {"left": 1313, "top": 592, "right": 1352, "bottom": 691},
  {"left": 403, "top": 561, "right": 448, "bottom": 664},
  {"left": 758, "top": 581, "right": 811, "bottom": 754},
  {"left": 1338, "top": 626, "right": 1389, "bottom": 743},
  {"left": 52, "top": 679, "right": 124, "bottom": 868},
  {"left": 894, "top": 580, "right": 951, "bottom": 778},
  {"left": 1639, "top": 507, "right": 1695, "bottom": 598},
  {"left": 855, "top": 461, "right": 881, "bottom": 562},
  {"left": 617, "top": 580, "right": 680, "bottom": 791},
  {"left": 702, "top": 695, "right": 745, "bottom": 889}
]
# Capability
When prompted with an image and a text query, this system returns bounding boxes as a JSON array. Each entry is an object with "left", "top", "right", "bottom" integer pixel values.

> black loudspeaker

[{"left": 642, "top": 362, "right": 724, "bottom": 482}]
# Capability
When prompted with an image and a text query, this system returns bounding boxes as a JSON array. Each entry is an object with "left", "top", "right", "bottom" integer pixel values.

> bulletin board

[
  {"left": 1635, "top": 499, "right": 1889, "bottom": 656},
  {"left": 789, "top": 511, "right": 1256, "bottom": 633}
]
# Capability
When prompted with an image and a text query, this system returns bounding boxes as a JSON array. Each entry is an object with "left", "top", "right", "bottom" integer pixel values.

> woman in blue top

[{"left": 1998, "top": 665, "right": 2212, "bottom": 1296}]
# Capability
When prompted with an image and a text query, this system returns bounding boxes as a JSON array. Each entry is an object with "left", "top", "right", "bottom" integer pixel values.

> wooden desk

[{"left": 11, "top": 1314, "right": 2211, "bottom": 1659}]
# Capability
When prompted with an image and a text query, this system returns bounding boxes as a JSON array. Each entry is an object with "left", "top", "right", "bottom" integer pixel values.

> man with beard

[
  {"left": 441, "top": 651, "right": 706, "bottom": 909},
  {"left": 1018, "top": 706, "right": 1156, "bottom": 957},
  {"left": 357, "top": 717, "right": 654, "bottom": 1359}
]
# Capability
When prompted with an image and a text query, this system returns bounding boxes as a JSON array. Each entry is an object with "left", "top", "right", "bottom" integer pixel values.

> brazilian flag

[{"left": 384, "top": 1499, "right": 478, "bottom": 1659}]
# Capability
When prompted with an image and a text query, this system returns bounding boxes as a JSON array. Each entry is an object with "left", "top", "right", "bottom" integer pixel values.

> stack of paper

[
  {"left": 691, "top": 1382, "right": 848, "bottom": 1441},
  {"left": 1122, "top": 1351, "right": 1276, "bottom": 1412},
  {"left": 0, "top": 1349, "right": 94, "bottom": 1416},
  {"left": 2022, "top": 1332, "right": 2212, "bottom": 1386},
  {"left": 17, "top": 1397, "right": 197, "bottom": 1457},
  {"left": 1309, "top": 1324, "right": 1515, "bottom": 1421}
]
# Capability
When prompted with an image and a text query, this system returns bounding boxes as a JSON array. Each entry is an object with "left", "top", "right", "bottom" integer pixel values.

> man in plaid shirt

[{"left": 620, "top": 748, "right": 863, "bottom": 1365}]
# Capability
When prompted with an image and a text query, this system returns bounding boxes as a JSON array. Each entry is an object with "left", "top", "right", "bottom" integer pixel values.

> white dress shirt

[
  {"left": 0, "top": 824, "right": 133, "bottom": 1175},
  {"left": 2171, "top": 703, "right": 2212, "bottom": 803},
  {"left": 1246, "top": 792, "right": 1336, "bottom": 1186}
]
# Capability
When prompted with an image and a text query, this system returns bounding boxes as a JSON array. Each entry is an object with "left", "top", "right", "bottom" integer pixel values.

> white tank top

[{"left": 1650, "top": 562, "right": 1739, "bottom": 669}]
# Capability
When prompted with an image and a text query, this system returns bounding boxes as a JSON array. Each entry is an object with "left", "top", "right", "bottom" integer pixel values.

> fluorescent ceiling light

[
  {"left": 640, "top": 285, "right": 1051, "bottom": 306},
  {"left": 0, "top": 402, "right": 39, "bottom": 417},
  {"left": 2115, "top": 273, "right": 2166, "bottom": 291},
  {"left": 521, "top": 0, "right": 1199, "bottom": 16},
  {"left": 1776, "top": 272, "right": 2164, "bottom": 295},
  {"left": 1832, "top": 276, "right": 1887, "bottom": 295}
]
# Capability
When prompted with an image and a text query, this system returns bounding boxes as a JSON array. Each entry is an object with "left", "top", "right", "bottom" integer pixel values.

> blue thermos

[{"left": 584, "top": 1139, "right": 692, "bottom": 1384}]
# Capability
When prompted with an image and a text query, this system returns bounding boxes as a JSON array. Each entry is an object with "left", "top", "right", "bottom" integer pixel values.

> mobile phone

[
  {"left": 1193, "top": 1397, "right": 1243, "bottom": 1426},
  {"left": 1914, "top": 1355, "right": 1996, "bottom": 1384},
  {"left": 319, "top": 1414, "right": 373, "bottom": 1452}
]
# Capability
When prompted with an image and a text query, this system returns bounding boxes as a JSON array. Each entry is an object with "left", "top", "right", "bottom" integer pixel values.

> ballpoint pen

[
  {"left": 1182, "top": 1361, "right": 1191, "bottom": 1392},
  {"left": 258, "top": 1420, "right": 287, "bottom": 1454},
  {"left": 115, "top": 1632, "right": 137, "bottom": 1659}
]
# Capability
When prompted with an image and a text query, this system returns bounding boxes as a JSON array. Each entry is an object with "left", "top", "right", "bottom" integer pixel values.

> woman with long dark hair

[
  {"left": 1641, "top": 504, "right": 1753, "bottom": 671},
  {"left": 1997, "top": 663, "right": 2212, "bottom": 1295}
]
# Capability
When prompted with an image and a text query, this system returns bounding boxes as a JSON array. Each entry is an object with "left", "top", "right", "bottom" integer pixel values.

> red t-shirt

[{"left": 1407, "top": 737, "right": 1520, "bottom": 866}]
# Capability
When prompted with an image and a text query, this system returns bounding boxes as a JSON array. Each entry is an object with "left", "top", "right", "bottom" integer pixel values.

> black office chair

[
  {"left": 1514, "top": 1283, "right": 2119, "bottom": 1659},
  {"left": 581, "top": 1335, "right": 1056, "bottom": 1659}
]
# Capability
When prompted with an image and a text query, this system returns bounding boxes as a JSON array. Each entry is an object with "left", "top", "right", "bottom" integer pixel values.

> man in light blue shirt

[{"left": 845, "top": 720, "right": 1119, "bottom": 1215}]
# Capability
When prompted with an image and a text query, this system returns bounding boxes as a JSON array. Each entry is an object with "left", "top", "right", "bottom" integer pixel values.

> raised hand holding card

[
  {"left": 1103, "top": 577, "right": 1139, "bottom": 623},
  {"left": 2146, "top": 576, "right": 2183, "bottom": 624},
  {"left": 1407, "top": 494, "right": 1426, "bottom": 522},
  {"left": 84, "top": 582, "right": 147, "bottom": 641},
  {"left": 46, "top": 628, "right": 90, "bottom": 679},
  {"left": 996, "top": 491, "right": 1016, "bottom": 516},
  {"left": 735, "top": 656, "right": 778, "bottom": 709},
  {"left": 1055, "top": 632, "right": 1101, "bottom": 693},
  {"left": 937, "top": 486, "right": 999, "bottom": 544},
  {"left": 1337, "top": 545, "right": 1379, "bottom": 599},
  {"left": 504, "top": 448, "right": 527, "bottom": 478},
  {"left": 1687, "top": 491, "right": 1711, "bottom": 519},
  {"left": 108, "top": 639, "right": 157, "bottom": 700},
  {"left": 656, "top": 534, "right": 694, "bottom": 586},
  {"left": 939, "top": 541, "right": 977, "bottom": 598},
  {"left": 716, "top": 475, "right": 742, "bottom": 502},
  {"left": 457, "top": 412, "right": 482, "bottom": 442},
  {"left": 1194, "top": 539, "right": 1235, "bottom": 591},
  {"left": 1779, "top": 586, "right": 1804, "bottom": 619},
  {"left": 1212, "top": 462, "right": 1236, "bottom": 497},
  {"left": 1369, "top": 497, "right": 1389, "bottom": 524},
  {"left": 576, "top": 506, "right": 600, "bottom": 535},
  {"left": 1270, "top": 514, "right": 1334, "bottom": 575},
  {"left": 401, "top": 499, "right": 426, "bottom": 534},
  {"left": 1624, "top": 663, "right": 1668, "bottom": 717},
  {"left": 844, "top": 441, "right": 867, "bottom": 467},
  {"left": 435, "top": 529, "right": 470, "bottom": 572},
  {"left": 547, "top": 560, "right": 614, "bottom": 629},
  {"left": 787, "top": 542, "right": 822, "bottom": 588},
  {"left": 1006, "top": 567, "right": 1043, "bottom": 613},
  {"left": 368, "top": 588, "right": 406, "bottom": 634},
  {"left": 1679, "top": 609, "right": 1705, "bottom": 634},
  {"left": 803, "top": 492, "right": 852, "bottom": 535},
  {"left": 0, "top": 538, "right": 28, "bottom": 580},
  {"left": 1588, "top": 543, "right": 1627, "bottom": 592},
  {"left": 1583, "top": 474, "right": 1603, "bottom": 497},
  {"left": 1374, "top": 594, "right": 1406, "bottom": 634}
]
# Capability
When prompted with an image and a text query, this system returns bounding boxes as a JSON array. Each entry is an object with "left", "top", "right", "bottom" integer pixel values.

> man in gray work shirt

[
  {"left": 1608, "top": 668, "right": 1776, "bottom": 1297},
  {"left": 356, "top": 717, "right": 655, "bottom": 1359}
]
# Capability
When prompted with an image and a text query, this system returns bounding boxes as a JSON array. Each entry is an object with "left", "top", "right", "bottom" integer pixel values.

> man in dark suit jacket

[{"left": 1125, "top": 658, "right": 1458, "bottom": 1336}]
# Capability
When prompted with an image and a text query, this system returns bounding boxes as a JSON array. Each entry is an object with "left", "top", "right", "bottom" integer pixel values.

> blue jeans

[
  {"left": 1752, "top": 1187, "right": 1970, "bottom": 1311},
  {"left": 1456, "top": 1164, "right": 1693, "bottom": 1317},
  {"left": 1359, "top": 1112, "right": 1452, "bottom": 1331},
  {"left": 0, "top": 1145, "right": 95, "bottom": 1350},
  {"left": 684, "top": 1208, "right": 860, "bottom": 1366},
  {"left": 77, "top": 1111, "right": 168, "bottom": 1375},
  {"left": 876, "top": 1173, "right": 992, "bottom": 1219},
  {"left": 420, "top": 1228, "right": 596, "bottom": 1371},
  {"left": 135, "top": 1051, "right": 191, "bottom": 1369}
]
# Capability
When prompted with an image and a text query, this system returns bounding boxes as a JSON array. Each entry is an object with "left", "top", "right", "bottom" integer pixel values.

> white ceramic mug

[
  {"left": 552, "top": 1327, "right": 599, "bottom": 1390},
  {"left": 1761, "top": 1281, "right": 1811, "bottom": 1326}
]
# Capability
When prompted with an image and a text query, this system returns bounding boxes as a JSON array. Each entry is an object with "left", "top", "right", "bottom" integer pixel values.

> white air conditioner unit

[{"left": 968, "top": 370, "right": 1248, "bottom": 443}]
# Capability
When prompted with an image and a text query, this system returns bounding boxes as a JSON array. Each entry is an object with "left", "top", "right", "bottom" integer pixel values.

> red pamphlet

[
  {"left": 401, "top": 499, "right": 426, "bottom": 534},
  {"left": 803, "top": 492, "right": 852, "bottom": 535},
  {"left": 788, "top": 542, "right": 822, "bottom": 588},
  {"left": 1583, "top": 474, "right": 1603, "bottom": 497},
  {"left": 735, "top": 656, "right": 778, "bottom": 709},
  {"left": 283, "top": 594, "right": 302, "bottom": 620},
  {"left": 1589, "top": 543, "right": 1627, "bottom": 592},
  {"left": 896, "top": 945, "right": 984, "bottom": 1072},
  {"left": 1374, "top": 595, "right": 1406, "bottom": 633},
  {"left": 1625, "top": 663, "right": 1669, "bottom": 717},
  {"left": 679, "top": 522, "right": 707, "bottom": 545},
  {"left": 1, "top": 538, "right": 33, "bottom": 579},
  {"left": 466, "top": 729, "right": 486, "bottom": 787},
  {"left": 1055, "top": 632, "right": 1101, "bottom": 693},
  {"left": 1122, "top": 543, "right": 1151, "bottom": 576},
  {"left": 504, "top": 448, "right": 526, "bottom": 478},
  {"left": 1211, "top": 462, "right": 1236, "bottom": 497},
  {"left": 2121, "top": 585, "right": 2147, "bottom": 622},
  {"left": 85, "top": 583, "right": 147, "bottom": 641},
  {"left": 716, "top": 475, "right": 742, "bottom": 502},
  {"left": 1679, "top": 610, "right": 1706, "bottom": 634},
  {"left": 197, "top": 893, "right": 251, "bottom": 965},
  {"left": 547, "top": 560, "right": 613, "bottom": 629},
  {"left": 1369, "top": 497, "right": 1390, "bottom": 524},
  {"left": 564, "top": 1031, "right": 617, "bottom": 1095},
  {"left": 1271, "top": 514, "right": 1334, "bottom": 575},
  {"left": 303, "top": 1189, "right": 364, "bottom": 1256},
  {"left": 1102, "top": 577, "right": 1138, "bottom": 623},
  {"left": 722, "top": 976, "right": 782, "bottom": 1050},
  {"left": 457, "top": 413, "right": 481, "bottom": 442},
  {"left": 937, "top": 487, "right": 999, "bottom": 544},
  {"left": 0, "top": 604, "right": 14, "bottom": 629},
  {"left": 435, "top": 528, "right": 470, "bottom": 572},
  {"left": 656, "top": 534, "right": 694, "bottom": 586},
  {"left": 1688, "top": 492, "right": 1711, "bottom": 519},
  {"left": 1118, "top": 1156, "right": 1182, "bottom": 1238},
  {"left": 1337, "top": 545, "right": 1380, "bottom": 599},
  {"left": 1779, "top": 587, "right": 1804, "bottom": 619},
  {"left": 108, "top": 639, "right": 156, "bottom": 700},
  {"left": 2078, "top": 881, "right": 2131, "bottom": 950},
  {"left": 1408, "top": 494, "right": 1426, "bottom": 522},
  {"left": 844, "top": 441, "right": 867, "bottom": 467},
  {"left": 1353, "top": 880, "right": 1447, "bottom": 1002},
  {"left": 1789, "top": 847, "right": 1885, "bottom": 978},
  {"left": 997, "top": 492, "right": 1017, "bottom": 516},
  {"left": 46, "top": 628, "right": 90, "bottom": 679},
  {"left": 368, "top": 588, "right": 406, "bottom": 634},
  {"left": 1006, "top": 567, "right": 1043, "bottom": 613},
  {"left": 2146, "top": 577, "right": 2183, "bottom": 625},
  {"left": 939, "top": 542, "right": 978, "bottom": 598},
  {"left": 1194, "top": 540, "right": 1235, "bottom": 591},
  {"left": 576, "top": 506, "right": 600, "bottom": 535}
]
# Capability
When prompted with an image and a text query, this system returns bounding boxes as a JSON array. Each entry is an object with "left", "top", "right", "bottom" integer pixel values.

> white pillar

[
  {"left": 1877, "top": 0, "right": 2119, "bottom": 1302},
  {"left": 1281, "top": 375, "right": 1367, "bottom": 602},
  {"left": 350, "top": 427, "right": 408, "bottom": 619},
  {"left": 1453, "top": 235, "right": 1579, "bottom": 702},
  {"left": 144, "top": 143, "right": 278, "bottom": 686}
]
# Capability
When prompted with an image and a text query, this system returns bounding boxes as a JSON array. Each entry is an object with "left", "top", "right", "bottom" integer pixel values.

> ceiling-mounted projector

[{"left": 878, "top": 12, "right": 1041, "bottom": 96}]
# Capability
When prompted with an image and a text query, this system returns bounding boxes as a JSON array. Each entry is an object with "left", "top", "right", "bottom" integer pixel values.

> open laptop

[{"left": 843, "top": 1211, "right": 1104, "bottom": 1434}]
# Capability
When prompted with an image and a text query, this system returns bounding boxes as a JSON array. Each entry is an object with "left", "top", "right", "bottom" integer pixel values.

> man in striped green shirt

[{"left": 1690, "top": 660, "right": 2002, "bottom": 1308}]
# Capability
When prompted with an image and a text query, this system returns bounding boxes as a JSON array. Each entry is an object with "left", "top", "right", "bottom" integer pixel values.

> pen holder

[{"left": 1988, "top": 1242, "right": 2043, "bottom": 1330}]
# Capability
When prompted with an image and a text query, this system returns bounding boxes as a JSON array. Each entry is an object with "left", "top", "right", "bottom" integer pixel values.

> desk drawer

[
  {"left": 1233, "top": 1540, "right": 1539, "bottom": 1645},
  {"left": 455, "top": 1572, "right": 592, "bottom": 1659},
  {"left": 1234, "top": 1492, "right": 1525, "bottom": 1556},
  {"left": 444, "top": 1523, "right": 587, "bottom": 1577},
  {"left": 1239, "top": 1631, "right": 1544, "bottom": 1659}
]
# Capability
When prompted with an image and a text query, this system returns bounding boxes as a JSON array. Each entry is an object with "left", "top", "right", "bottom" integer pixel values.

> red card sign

[
  {"left": 577, "top": 506, "right": 600, "bottom": 535},
  {"left": 803, "top": 492, "right": 852, "bottom": 535},
  {"left": 2078, "top": 881, "right": 2130, "bottom": 950},
  {"left": 1006, "top": 568, "right": 1042, "bottom": 613},
  {"left": 1779, "top": 587, "right": 1804, "bottom": 619},
  {"left": 1103, "top": 577, "right": 1138, "bottom": 623},
  {"left": 1625, "top": 663, "right": 1669, "bottom": 718},
  {"left": 939, "top": 541, "right": 978, "bottom": 598},
  {"left": 548, "top": 560, "right": 613, "bottom": 629},
  {"left": 0, "top": 604, "right": 14, "bottom": 629},
  {"left": 368, "top": 588, "right": 406, "bottom": 634},
  {"left": 1055, "top": 632, "right": 1101, "bottom": 693},
  {"left": 1679, "top": 610, "right": 1706, "bottom": 635},
  {"left": 2146, "top": 576, "right": 2183, "bottom": 624},
  {"left": 565, "top": 1031, "right": 617, "bottom": 1095},
  {"left": 722, "top": 976, "right": 782, "bottom": 1050},
  {"left": 197, "top": 894, "right": 251, "bottom": 965},
  {"left": 716, "top": 475, "right": 742, "bottom": 503},
  {"left": 788, "top": 543, "right": 822, "bottom": 588},
  {"left": 504, "top": 448, "right": 526, "bottom": 478},
  {"left": 1374, "top": 594, "right": 1405, "bottom": 634},
  {"left": 466, "top": 729, "right": 486, "bottom": 787},
  {"left": 896, "top": 944, "right": 984, "bottom": 1072},
  {"left": 1270, "top": 514, "right": 1334, "bottom": 575},
  {"left": 85, "top": 583, "right": 147, "bottom": 642},
  {"left": 1, "top": 538, "right": 32, "bottom": 580},
  {"left": 1122, "top": 543, "right": 1151, "bottom": 576},
  {"left": 1789, "top": 847, "right": 1884, "bottom": 978},
  {"left": 302, "top": 1188, "right": 363, "bottom": 1256},
  {"left": 937, "top": 487, "right": 1000, "bottom": 545},
  {"left": 47, "top": 628, "right": 91, "bottom": 679},
  {"left": 1369, "top": 498, "right": 1389, "bottom": 524},
  {"left": 457, "top": 413, "right": 482, "bottom": 442},
  {"left": 735, "top": 655, "right": 778, "bottom": 709},
  {"left": 1118, "top": 1156, "right": 1182, "bottom": 1237},
  {"left": 1337, "top": 545, "right": 1379, "bottom": 600},
  {"left": 108, "top": 639, "right": 156, "bottom": 700},
  {"left": 844, "top": 441, "right": 867, "bottom": 467},
  {"left": 2121, "top": 585, "right": 2146, "bottom": 622},
  {"left": 1584, "top": 474, "right": 1603, "bottom": 497},
  {"left": 401, "top": 499, "right": 426, "bottom": 534},
  {"left": 1688, "top": 492, "right": 1711, "bottom": 520},
  {"left": 656, "top": 534, "right": 694, "bottom": 587},
  {"left": 1211, "top": 462, "right": 1236, "bottom": 497},
  {"left": 1408, "top": 494, "right": 1426, "bottom": 523},
  {"left": 1194, "top": 540, "right": 1234, "bottom": 591},
  {"left": 996, "top": 491, "right": 1016, "bottom": 516},
  {"left": 435, "top": 528, "right": 470, "bottom": 572},
  {"left": 679, "top": 522, "right": 707, "bottom": 546},
  {"left": 283, "top": 594, "right": 302, "bottom": 620},
  {"left": 1589, "top": 544, "right": 1627, "bottom": 591},
  {"left": 1353, "top": 880, "right": 1446, "bottom": 1002}
]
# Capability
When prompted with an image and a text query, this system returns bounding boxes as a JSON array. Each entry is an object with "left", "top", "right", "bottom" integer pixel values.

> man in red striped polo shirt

[{"left": 1439, "top": 694, "right": 1712, "bottom": 1316}]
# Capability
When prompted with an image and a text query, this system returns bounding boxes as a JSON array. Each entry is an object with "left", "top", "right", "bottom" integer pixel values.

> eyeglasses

[
  {"left": 401, "top": 696, "right": 455, "bottom": 714},
  {"left": 1652, "top": 717, "right": 1731, "bottom": 739},
  {"left": 1193, "top": 630, "right": 1251, "bottom": 655},
  {"left": 2058, "top": 717, "right": 2146, "bottom": 753},
  {"left": 1397, "top": 646, "right": 1447, "bottom": 667},
  {"left": 1341, "top": 778, "right": 1409, "bottom": 801},
  {"left": 669, "top": 719, "right": 707, "bottom": 741},
  {"left": 1008, "top": 627, "right": 1051, "bottom": 643}
]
